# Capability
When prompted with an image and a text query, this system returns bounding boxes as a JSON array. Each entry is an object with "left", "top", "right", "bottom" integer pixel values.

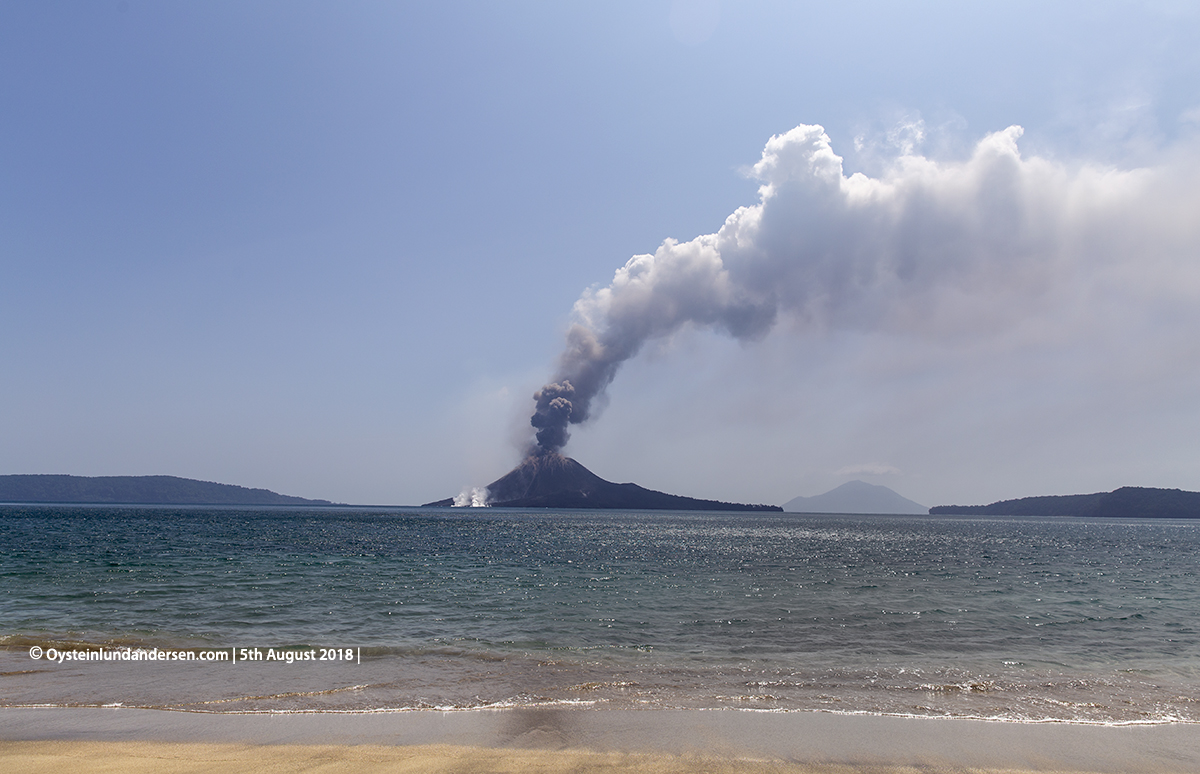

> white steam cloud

[
  {"left": 529, "top": 124, "right": 1200, "bottom": 453},
  {"left": 453, "top": 487, "right": 489, "bottom": 507}
]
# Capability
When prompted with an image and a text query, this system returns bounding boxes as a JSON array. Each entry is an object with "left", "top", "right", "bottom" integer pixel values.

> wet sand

[{"left": 2, "top": 707, "right": 1199, "bottom": 773}]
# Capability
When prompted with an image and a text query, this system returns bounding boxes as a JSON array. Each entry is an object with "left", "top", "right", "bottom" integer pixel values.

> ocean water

[{"left": 2, "top": 505, "right": 1198, "bottom": 723}]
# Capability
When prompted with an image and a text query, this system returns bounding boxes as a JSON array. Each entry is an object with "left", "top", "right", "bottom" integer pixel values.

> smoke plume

[{"left": 529, "top": 123, "right": 1197, "bottom": 453}]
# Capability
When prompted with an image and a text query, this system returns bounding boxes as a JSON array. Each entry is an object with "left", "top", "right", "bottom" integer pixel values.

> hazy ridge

[
  {"left": 0, "top": 475, "right": 331, "bottom": 506},
  {"left": 931, "top": 486, "right": 1200, "bottom": 518}
]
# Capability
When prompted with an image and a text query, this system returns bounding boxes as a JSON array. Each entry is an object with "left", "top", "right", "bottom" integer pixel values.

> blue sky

[{"left": 3, "top": 1, "right": 1199, "bottom": 506}]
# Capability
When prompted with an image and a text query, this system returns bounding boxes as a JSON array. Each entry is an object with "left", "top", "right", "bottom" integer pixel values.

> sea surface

[{"left": 2, "top": 505, "right": 1198, "bottom": 723}]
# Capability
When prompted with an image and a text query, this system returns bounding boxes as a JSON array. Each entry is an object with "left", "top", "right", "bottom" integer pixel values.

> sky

[{"left": 2, "top": 1, "right": 1199, "bottom": 507}]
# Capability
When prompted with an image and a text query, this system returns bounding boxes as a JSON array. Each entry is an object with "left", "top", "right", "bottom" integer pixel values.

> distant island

[
  {"left": 783, "top": 480, "right": 927, "bottom": 514},
  {"left": 931, "top": 486, "right": 1200, "bottom": 518},
  {"left": 0, "top": 475, "right": 332, "bottom": 506},
  {"left": 425, "top": 453, "right": 781, "bottom": 511}
]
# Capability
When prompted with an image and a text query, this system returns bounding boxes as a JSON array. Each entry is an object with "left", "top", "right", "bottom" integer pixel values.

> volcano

[{"left": 425, "top": 453, "right": 781, "bottom": 511}]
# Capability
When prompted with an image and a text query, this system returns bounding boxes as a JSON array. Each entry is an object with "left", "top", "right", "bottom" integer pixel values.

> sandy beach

[
  {"left": 2, "top": 741, "right": 876, "bottom": 774},
  {"left": 3, "top": 707, "right": 1200, "bottom": 773}
]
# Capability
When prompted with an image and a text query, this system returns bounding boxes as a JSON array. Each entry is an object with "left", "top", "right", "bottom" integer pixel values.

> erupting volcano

[
  {"left": 426, "top": 452, "right": 780, "bottom": 511},
  {"left": 435, "top": 126, "right": 1113, "bottom": 513}
]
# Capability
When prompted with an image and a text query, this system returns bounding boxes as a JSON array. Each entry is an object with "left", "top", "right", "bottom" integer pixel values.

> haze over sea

[{"left": 3, "top": 505, "right": 1198, "bottom": 724}]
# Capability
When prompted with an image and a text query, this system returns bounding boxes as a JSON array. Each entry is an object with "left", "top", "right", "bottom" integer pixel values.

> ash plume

[{"left": 529, "top": 123, "right": 1196, "bottom": 453}]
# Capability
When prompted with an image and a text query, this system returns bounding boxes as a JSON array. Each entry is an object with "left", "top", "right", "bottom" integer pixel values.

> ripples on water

[{"left": 2, "top": 505, "right": 1198, "bottom": 721}]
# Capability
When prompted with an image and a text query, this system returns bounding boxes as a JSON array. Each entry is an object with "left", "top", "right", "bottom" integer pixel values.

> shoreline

[
  {"left": 4, "top": 706, "right": 1200, "bottom": 773},
  {"left": 5, "top": 701, "right": 1200, "bottom": 727}
]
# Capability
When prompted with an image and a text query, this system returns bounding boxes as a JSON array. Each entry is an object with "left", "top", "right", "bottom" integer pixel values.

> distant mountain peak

[
  {"left": 783, "top": 480, "right": 927, "bottom": 514},
  {"left": 826, "top": 480, "right": 890, "bottom": 493}
]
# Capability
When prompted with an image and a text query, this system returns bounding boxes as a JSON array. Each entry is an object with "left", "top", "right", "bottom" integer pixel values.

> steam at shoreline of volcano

[{"left": 528, "top": 122, "right": 1198, "bottom": 455}]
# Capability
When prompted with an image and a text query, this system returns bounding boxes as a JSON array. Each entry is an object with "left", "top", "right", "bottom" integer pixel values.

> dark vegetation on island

[
  {"left": 425, "top": 453, "right": 782, "bottom": 511},
  {"left": 0, "top": 474, "right": 332, "bottom": 506},
  {"left": 931, "top": 486, "right": 1200, "bottom": 518}
]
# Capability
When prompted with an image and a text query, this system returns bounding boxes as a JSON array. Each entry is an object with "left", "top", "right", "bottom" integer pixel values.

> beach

[
  {"left": 4, "top": 707, "right": 1200, "bottom": 773},
  {"left": 2, "top": 742, "right": 841, "bottom": 774}
]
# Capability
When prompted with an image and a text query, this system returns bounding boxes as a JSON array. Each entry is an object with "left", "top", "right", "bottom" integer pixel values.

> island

[
  {"left": 931, "top": 486, "right": 1200, "bottom": 518},
  {"left": 0, "top": 474, "right": 332, "bottom": 506},
  {"left": 425, "top": 453, "right": 781, "bottom": 511}
]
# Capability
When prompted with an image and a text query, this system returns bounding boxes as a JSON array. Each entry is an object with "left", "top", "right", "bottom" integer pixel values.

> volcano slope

[{"left": 425, "top": 453, "right": 781, "bottom": 511}]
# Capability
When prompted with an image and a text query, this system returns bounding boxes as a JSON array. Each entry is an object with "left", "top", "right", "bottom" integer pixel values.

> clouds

[
  {"left": 737, "top": 125, "right": 1096, "bottom": 335},
  {"left": 531, "top": 123, "right": 1200, "bottom": 474},
  {"left": 835, "top": 463, "right": 901, "bottom": 477}
]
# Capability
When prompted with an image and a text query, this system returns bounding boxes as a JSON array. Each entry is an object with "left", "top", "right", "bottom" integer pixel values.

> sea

[{"left": 2, "top": 505, "right": 1198, "bottom": 724}]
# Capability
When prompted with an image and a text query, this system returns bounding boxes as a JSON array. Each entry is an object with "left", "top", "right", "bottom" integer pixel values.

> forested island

[
  {"left": 0, "top": 475, "right": 332, "bottom": 506},
  {"left": 931, "top": 486, "right": 1200, "bottom": 518}
]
